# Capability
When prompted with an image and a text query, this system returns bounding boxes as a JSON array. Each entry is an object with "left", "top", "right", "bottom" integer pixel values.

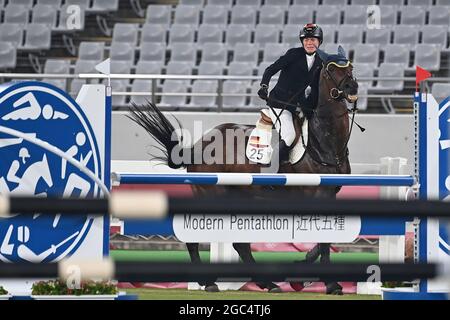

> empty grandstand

[{"left": 0, "top": 0, "right": 449, "bottom": 112}]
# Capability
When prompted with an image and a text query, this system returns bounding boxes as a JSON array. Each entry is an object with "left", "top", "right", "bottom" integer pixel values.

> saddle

[{"left": 246, "top": 109, "right": 308, "bottom": 165}]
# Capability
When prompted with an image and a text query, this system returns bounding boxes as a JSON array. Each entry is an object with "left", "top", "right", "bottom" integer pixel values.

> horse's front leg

[
  {"left": 186, "top": 242, "right": 219, "bottom": 292},
  {"left": 232, "top": 243, "right": 282, "bottom": 293}
]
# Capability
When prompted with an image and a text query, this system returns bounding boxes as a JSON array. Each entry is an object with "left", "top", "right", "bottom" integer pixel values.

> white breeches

[{"left": 268, "top": 108, "right": 296, "bottom": 147}]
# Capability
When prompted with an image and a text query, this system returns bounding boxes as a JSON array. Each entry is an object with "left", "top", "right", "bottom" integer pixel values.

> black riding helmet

[{"left": 299, "top": 23, "right": 323, "bottom": 45}]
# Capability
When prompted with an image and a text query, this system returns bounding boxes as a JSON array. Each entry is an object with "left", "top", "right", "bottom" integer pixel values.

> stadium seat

[
  {"left": 168, "top": 25, "right": 196, "bottom": 44},
  {"left": 414, "top": 44, "right": 441, "bottom": 71},
  {"left": 110, "top": 79, "right": 128, "bottom": 108},
  {"left": 232, "top": 43, "right": 258, "bottom": 62},
  {"left": 0, "top": 42, "right": 17, "bottom": 70},
  {"left": 379, "top": 6, "right": 398, "bottom": 26},
  {"left": 165, "top": 61, "right": 192, "bottom": 76},
  {"left": 174, "top": 5, "right": 200, "bottom": 25},
  {"left": 315, "top": 6, "right": 341, "bottom": 25},
  {"left": 383, "top": 44, "right": 410, "bottom": 67},
  {"left": 254, "top": 25, "right": 280, "bottom": 47},
  {"left": 428, "top": 7, "right": 450, "bottom": 25},
  {"left": 343, "top": 6, "right": 367, "bottom": 25},
  {"left": 70, "top": 79, "right": 86, "bottom": 96},
  {"left": 36, "top": 0, "right": 62, "bottom": 5},
  {"left": 130, "top": 79, "right": 153, "bottom": 105},
  {"left": 139, "top": 43, "right": 166, "bottom": 63},
  {"left": 353, "top": 44, "right": 380, "bottom": 68},
  {"left": 21, "top": 24, "right": 51, "bottom": 50},
  {"left": 43, "top": 59, "right": 71, "bottom": 90},
  {"left": 431, "top": 83, "right": 450, "bottom": 104},
  {"left": 201, "top": 43, "right": 228, "bottom": 63},
  {"left": 228, "top": 61, "right": 254, "bottom": 77},
  {"left": 145, "top": 5, "right": 172, "bottom": 26},
  {"left": 351, "top": 0, "right": 376, "bottom": 4},
  {"left": 320, "top": 25, "right": 337, "bottom": 44},
  {"left": 337, "top": 25, "right": 363, "bottom": 45},
  {"left": 235, "top": 0, "right": 261, "bottom": 6},
  {"left": 112, "top": 23, "right": 139, "bottom": 45},
  {"left": 351, "top": 63, "right": 374, "bottom": 86},
  {"left": 197, "top": 61, "right": 225, "bottom": 75},
  {"left": 257, "top": 62, "right": 271, "bottom": 76},
  {"left": 262, "top": 43, "right": 289, "bottom": 63},
  {"left": 231, "top": 6, "right": 257, "bottom": 25},
  {"left": 179, "top": 0, "right": 204, "bottom": 5},
  {"left": 437, "top": 0, "right": 450, "bottom": 5},
  {"left": 110, "top": 43, "right": 135, "bottom": 64},
  {"left": 421, "top": 26, "right": 448, "bottom": 49},
  {"left": 78, "top": 42, "right": 105, "bottom": 61},
  {"left": 190, "top": 80, "right": 218, "bottom": 109},
  {"left": 110, "top": 60, "right": 132, "bottom": 74},
  {"left": 32, "top": 5, "right": 57, "bottom": 29},
  {"left": 379, "top": 0, "right": 403, "bottom": 5},
  {"left": 408, "top": 0, "right": 432, "bottom": 5},
  {"left": 366, "top": 28, "right": 391, "bottom": 45},
  {"left": 249, "top": 81, "right": 264, "bottom": 108},
  {"left": 371, "top": 63, "right": 405, "bottom": 92},
  {"left": 65, "top": 0, "right": 90, "bottom": 11},
  {"left": 74, "top": 60, "right": 98, "bottom": 74},
  {"left": 322, "top": 0, "right": 346, "bottom": 4},
  {"left": 258, "top": 6, "right": 285, "bottom": 25},
  {"left": 393, "top": 26, "right": 419, "bottom": 48},
  {"left": 9, "top": 0, "right": 33, "bottom": 8},
  {"left": 135, "top": 60, "right": 164, "bottom": 75},
  {"left": 160, "top": 80, "right": 189, "bottom": 108},
  {"left": 225, "top": 25, "right": 252, "bottom": 47},
  {"left": 4, "top": 4, "right": 29, "bottom": 24},
  {"left": 202, "top": 5, "right": 229, "bottom": 26},
  {"left": 198, "top": 24, "right": 224, "bottom": 43},
  {"left": 140, "top": 24, "right": 167, "bottom": 44},
  {"left": 207, "top": 0, "right": 233, "bottom": 7},
  {"left": 400, "top": 7, "right": 426, "bottom": 25},
  {"left": 0, "top": 24, "right": 24, "bottom": 46},
  {"left": 265, "top": 0, "right": 290, "bottom": 7},
  {"left": 91, "top": 0, "right": 119, "bottom": 13},
  {"left": 287, "top": 6, "right": 314, "bottom": 25},
  {"left": 169, "top": 43, "right": 196, "bottom": 65},
  {"left": 355, "top": 82, "right": 369, "bottom": 111},
  {"left": 293, "top": 0, "right": 319, "bottom": 4},
  {"left": 222, "top": 80, "right": 248, "bottom": 110}
]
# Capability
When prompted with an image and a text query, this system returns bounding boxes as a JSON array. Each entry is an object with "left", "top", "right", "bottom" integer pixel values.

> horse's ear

[
  {"left": 315, "top": 47, "right": 329, "bottom": 62},
  {"left": 337, "top": 45, "right": 347, "bottom": 58}
]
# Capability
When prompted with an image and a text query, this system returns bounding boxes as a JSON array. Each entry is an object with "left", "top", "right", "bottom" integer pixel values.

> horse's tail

[{"left": 127, "top": 102, "right": 191, "bottom": 169}]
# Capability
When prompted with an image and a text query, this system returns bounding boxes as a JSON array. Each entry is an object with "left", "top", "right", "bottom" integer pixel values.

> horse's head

[{"left": 316, "top": 46, "right": 358, "bottom": 104}]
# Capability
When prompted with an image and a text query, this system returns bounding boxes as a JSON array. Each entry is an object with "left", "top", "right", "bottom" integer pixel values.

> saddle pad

[{"left": 246, "top": 124, "right": 273, "bottom": 165}]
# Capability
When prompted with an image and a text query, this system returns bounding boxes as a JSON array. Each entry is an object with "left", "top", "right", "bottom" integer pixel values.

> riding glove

[{"left": 258, "top": 84, "right": 269, "bottom": 100}]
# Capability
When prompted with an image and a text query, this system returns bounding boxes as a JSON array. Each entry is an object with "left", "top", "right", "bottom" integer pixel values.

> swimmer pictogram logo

[{"left": 0, "top": 82, "right": 102, "bottom": 262}]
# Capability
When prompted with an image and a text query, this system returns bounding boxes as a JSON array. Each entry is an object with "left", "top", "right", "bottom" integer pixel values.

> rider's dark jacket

[{"left": 261, "top": 47, "right": 322, "bottom": 118}]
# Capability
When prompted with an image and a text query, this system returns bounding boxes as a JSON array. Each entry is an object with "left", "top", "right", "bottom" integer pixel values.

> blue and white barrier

[{"left": 112, "top": 173, "right": 416, "bottom": 187}]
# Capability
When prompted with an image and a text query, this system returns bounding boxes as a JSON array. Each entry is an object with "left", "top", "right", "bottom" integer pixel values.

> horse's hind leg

[
  {"left": 232, "top": 243, "right": 282, "bottom": 293},
  {"left": 186, "top": 242, "right": 219, "bottom": 292},
  {"left": 318, "top": 243, "right": 343, "bottom": 295}
]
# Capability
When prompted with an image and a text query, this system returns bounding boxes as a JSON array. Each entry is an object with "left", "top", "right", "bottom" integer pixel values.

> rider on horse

[{"left": 258, "top": 23, "right": 324, "bottom": 163}]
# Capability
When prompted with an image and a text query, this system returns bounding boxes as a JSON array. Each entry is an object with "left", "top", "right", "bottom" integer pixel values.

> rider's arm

[{"left": 260, "top": 49, "right": 295, "bottom": 86}]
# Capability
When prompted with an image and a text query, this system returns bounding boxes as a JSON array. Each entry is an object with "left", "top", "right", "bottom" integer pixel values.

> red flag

[{"left": 416, "top": 66, "right": 431, "bottom": 92}]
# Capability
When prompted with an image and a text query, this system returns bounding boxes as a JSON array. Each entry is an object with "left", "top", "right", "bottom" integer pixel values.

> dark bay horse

[{"left": 128, "top": 46, "right": 359, "bottom": 294}]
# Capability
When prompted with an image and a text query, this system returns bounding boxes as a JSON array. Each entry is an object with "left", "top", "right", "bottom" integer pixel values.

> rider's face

[{"left": 303, "top": 38, "right": 320, "bottom": 54}]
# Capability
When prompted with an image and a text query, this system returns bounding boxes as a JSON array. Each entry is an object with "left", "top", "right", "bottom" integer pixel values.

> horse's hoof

[
  {"left": 205, "top": 284, "right": 220, "bottom": 293},
  {"left": 326, "top": 283, "right": 343, "bottom": 295},
  {"left": 268, "top": 286, "right": 283, "bottom": 293},
  {"left": 289, "top": 282, "right": 305, "bottom": 292}
]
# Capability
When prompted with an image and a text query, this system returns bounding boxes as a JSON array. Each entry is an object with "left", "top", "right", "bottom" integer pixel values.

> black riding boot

[{"left": 278, "top": 140, "right": 290, "bottom": 163}]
